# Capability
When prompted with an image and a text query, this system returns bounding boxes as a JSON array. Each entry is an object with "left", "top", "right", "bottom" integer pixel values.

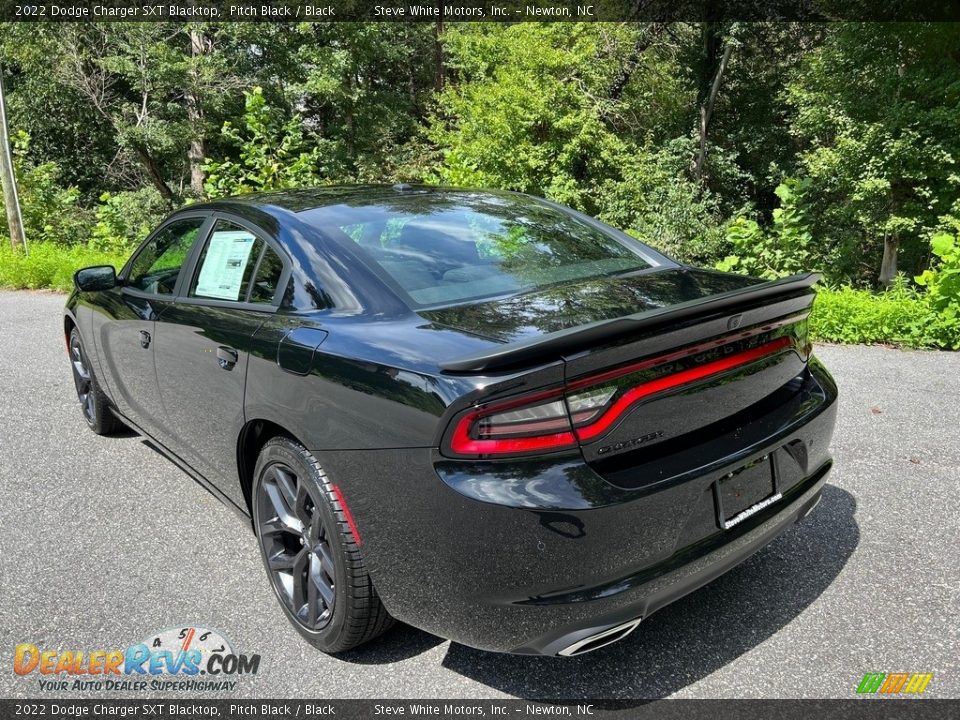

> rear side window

[
  {"left": 250, "top": 246, "right": 284, "bottom": 304},
  {"left": 128, "top": 218, "right": 205, "bottom": 295},
  {"left": 190, "top": 221, "right": 264, "bottom": 302}
]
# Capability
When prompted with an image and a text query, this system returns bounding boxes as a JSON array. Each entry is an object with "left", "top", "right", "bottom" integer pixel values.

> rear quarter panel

[{"left": 243, "top": 313, "right": 495, "bottom": 452}]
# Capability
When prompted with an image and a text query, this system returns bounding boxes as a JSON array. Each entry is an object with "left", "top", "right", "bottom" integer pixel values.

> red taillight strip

[
  {"left": 566, "top": 313, "right": 808, "bottom": 392},
  {"left": 449, "top": 384, "right": 575, "bottom": 454},
  {"left": 574, "top": 335, "right": 794, "bottom": 442},
  {"left": 447, "top": 324, "right": 802, "bottom": 457},
  {"left": 450, "top": 408, "right": 576, "bottom": 454}
]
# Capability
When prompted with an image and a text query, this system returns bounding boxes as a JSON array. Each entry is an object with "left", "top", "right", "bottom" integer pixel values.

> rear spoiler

[{"left": 440, "top": 272, "right": 821, "bottom": 373}]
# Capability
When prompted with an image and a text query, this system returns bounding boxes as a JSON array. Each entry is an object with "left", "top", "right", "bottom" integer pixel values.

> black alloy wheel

[
  {"left": 70, "top": 331, "right": 96, "bottom": 425},
  {"left": 257, "top": 460, "right": 337, "bottom": 630},
  {"left": 252, "top": 437, "right": 393, "bottom": 652},
  {"left": 69, "top": 328, "right": 121, "bottom": 435}
]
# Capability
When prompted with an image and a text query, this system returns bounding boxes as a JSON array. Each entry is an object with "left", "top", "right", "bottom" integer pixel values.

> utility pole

[{"left": 0, "top": 64, "right": 26, "bottom": 254}]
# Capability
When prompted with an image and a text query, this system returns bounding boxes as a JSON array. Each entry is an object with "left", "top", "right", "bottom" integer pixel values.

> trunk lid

[
  {"left": 419, "top": 268, "right": 761, "bottom": 345},
  {"left": 563, "top": 302, "right": 811, "bottom": 480},
  {"left": 556, "top": 275, "right": 815, "bottom": 481},
  {"left": 437, "top": 270, "right": 819, "bottom": 478}
]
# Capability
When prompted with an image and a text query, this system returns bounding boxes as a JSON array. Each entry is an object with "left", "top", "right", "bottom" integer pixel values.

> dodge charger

[{"left": 64, "top": 185, "right": 837, "bottom": 656}]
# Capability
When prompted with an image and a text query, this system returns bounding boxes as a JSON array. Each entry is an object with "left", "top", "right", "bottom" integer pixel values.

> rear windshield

[{"left": 302, "top": 192, "right": 659, "bottom": 308}]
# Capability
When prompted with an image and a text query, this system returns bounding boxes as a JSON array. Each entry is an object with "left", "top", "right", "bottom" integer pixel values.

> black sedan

[{"left": 64, "top": 185, "right": 837, "bottom": 656}]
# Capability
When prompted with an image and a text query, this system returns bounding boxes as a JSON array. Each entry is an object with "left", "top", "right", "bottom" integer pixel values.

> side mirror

[{"left": 74, "top": 265, "right": 117, "bottom": 292}]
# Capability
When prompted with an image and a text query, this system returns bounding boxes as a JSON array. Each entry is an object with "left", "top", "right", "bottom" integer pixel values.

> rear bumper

[
  {"left": 316, "top": 359, "right": 838, "bottom": 655},
  {"left": 511, "top": 463, "right": 828, "bottom": 655}
]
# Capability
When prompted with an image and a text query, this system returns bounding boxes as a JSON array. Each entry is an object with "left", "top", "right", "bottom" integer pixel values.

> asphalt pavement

[{"left": 0, "top": 289, "right": 957, "bottom": 699}]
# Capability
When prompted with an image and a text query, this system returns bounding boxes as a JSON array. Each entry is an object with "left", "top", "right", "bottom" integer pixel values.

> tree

[
  {"left": 785, "top": 23, "right": 960, "bottom": 286},
  {"left": 426, "top": 23, "right": 731, "bottom": 261},
  {"left": 287, "top": 23, "right": 438, "bottom": 181},
  {"left": 203, "top": 87, "right": 329, "bottom": 195},
  {"left": 0, "top": 23, "right": 254, "bottom": 203},
  {"left": 185, "top": 27, "right": 211, "bottom": 196},
  {"left": 428, "top": 24, "right": 685, "bottom": 206},
  {"left": 691, "top": 22, "right": 734, "bottom": 183}
]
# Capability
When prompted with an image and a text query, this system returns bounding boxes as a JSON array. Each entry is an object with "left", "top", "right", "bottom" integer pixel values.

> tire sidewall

[
  {"left": 70, "top": 328, "right": 98, "bottom": 430},
  {"left": 251, "top": 438, "right": 352, "bottom": 652}
]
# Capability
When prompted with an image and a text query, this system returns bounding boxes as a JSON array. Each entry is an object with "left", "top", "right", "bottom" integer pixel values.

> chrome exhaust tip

[
  {"left": 797, "top": 490, "right": 823, "bottom": 522},
  {"left": 557, "top": 617, "right": 642, "bottom": 657}
]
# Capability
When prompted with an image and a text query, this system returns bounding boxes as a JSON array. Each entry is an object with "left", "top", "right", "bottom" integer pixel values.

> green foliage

[
  {"left": 598, "top": 139, "right": 734, "bottom": 265},
  {"left": 703, "top": 23, "right": 824, "bottom": 212},
  {"left": 0, "top": 20, "right": 958, "bottom": 352},
  {"left": 427, "top": 24, "right": 731, "bottom": 264},
  {"left": 914, "top": 231, "right": 960, "bottom": 347},
  {"left": 811, "top": 280, "right": 960, "bottom": 350},
  {"left": 718, "top": 179, "right": 815, "bottom": 278},
  {"left": 785, "top": 23, "right": 960, "bottom": 285},
  {"left": 283, "top": 24, "right": 438, "bottom": 182},
  {"left": 5, "top": 132, "right": 165, "bottom": 252},
  {"left": 428, "top": 24, "right": 630, "bottom": 202},
  {"left": 90, "top": 189, "right": 170, "bottom": 253},
  {"left": 203, "top": 88, "right": 332, "bottom": 196},
  {"left": 11, "top": 131, "right": 92, "bottom": 246},
  {"left": 0, "top": 241, "right": 128, "bottom": 292}
]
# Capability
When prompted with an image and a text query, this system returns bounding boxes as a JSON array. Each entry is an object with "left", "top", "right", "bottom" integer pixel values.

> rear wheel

[
  {"left": 69, "top": 328, "right": 122, "bottom": 435},
  {"left": 252, "top": 437, "right": 393, "bottom": 653}
]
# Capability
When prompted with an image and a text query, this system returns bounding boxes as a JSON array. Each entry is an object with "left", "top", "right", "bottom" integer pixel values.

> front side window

[
  {"left": 190, "top": 221, "right": 265, "bottom": 302},
  {"left": 127, "top": 218, "right": 205, "bottom": 295}
]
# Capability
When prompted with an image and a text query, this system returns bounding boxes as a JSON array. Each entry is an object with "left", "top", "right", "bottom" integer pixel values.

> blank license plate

[{"left": 717, "top": 454, "right": 779, "bottom": 529}]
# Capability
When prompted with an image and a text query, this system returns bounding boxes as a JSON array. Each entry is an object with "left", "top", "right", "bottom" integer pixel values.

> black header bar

[
  {"left": 0, "top": 700, "right": 959, "bottom": 719},
  {"left": 2, "top": 1, "right": 960, "bottom": 23}
]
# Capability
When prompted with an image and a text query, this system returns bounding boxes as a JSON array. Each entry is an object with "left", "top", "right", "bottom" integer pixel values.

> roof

[{"left": 193, "top": 184, "right": 466, "bottom": 214}]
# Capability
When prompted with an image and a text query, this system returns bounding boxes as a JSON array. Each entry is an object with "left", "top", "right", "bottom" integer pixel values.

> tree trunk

[
  {"left": 186, "top": 29, "right": 210, "bottom": 197},
  {"left": 879, "top": 233, "right": 900, "bottom": 287},
  {"left": 132, "top": 144, "right": 176, "bottom": 203},
  {"left": 693, "top": 41, "right": 733, "bottom": 182},
  {"left": 607, "top": 24, "right": 664, "bottom": 102},
  {"left": 344, "top": 71, "right": 355, "bottom": 160},
  {"left": 187, "top": 128, "right": 206, "bottom": 196},
  {"left": 0, "top": 67, "right": 26, "bottom": 253},
  {"left": 434, "top": 15, "right": 444, "bottom": 92}
]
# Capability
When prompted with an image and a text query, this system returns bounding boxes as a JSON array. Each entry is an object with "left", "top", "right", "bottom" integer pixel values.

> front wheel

[
  {"left": 252, "top": 437, "right": 394, "bottom": 653},
  {"left": 69, "top": 328, "right": 122, "bottom": 435}
]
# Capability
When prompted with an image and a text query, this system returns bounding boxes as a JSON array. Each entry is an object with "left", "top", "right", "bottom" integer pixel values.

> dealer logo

[
  {"left": 856, "top": 672, "right": 934, "bottom": 695},
  {"left": 13, "top": 625, "right": 261, "bottom": 692}
]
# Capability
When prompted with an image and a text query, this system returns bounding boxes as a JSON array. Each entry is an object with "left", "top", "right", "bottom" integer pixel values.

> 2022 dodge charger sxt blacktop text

[{"left": 64, "top": 185, "right": 837, "bottom": 656}]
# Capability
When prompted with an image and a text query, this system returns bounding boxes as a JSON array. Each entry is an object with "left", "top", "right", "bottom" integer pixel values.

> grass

[
  {"left": 0, "top": 242, "right": 128, "bottom": 293},
  {"left": 810, "top": 286, "right": 958, "bottom": 349}
]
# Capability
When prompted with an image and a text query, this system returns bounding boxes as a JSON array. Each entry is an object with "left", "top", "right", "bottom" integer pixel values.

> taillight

[
  {"left": 566, "top": 386, "right": 617, "bottom": 425},
  {"left": 446, "top": 334, "right": 796, "bottom": 459},
  {"left": 449, "top": 391, "right": 578, "bottom": 456},
  {"left": 571, "top": 336, "right": 791, "bottom": 442}
]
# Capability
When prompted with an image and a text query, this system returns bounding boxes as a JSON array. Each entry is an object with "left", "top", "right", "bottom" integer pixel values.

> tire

[
  {"left": 252, "top": 437, "right": 394, "bottom": 653},
  {"left": 69, "top": 327, "right": 123, "bottom": 436}
]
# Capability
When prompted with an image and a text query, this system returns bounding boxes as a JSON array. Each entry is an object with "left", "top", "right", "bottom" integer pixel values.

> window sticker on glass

[{"left": 194, "top": 230, "right": 258, "bottom": 301}]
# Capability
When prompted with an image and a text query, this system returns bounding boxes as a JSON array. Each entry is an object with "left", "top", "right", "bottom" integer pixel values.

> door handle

[
  {"left": 216, "top": 346, "right": 239, "bottom": 370},
  {"left": 139, "top": 330, "right": 151, "bottom": 349}
]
